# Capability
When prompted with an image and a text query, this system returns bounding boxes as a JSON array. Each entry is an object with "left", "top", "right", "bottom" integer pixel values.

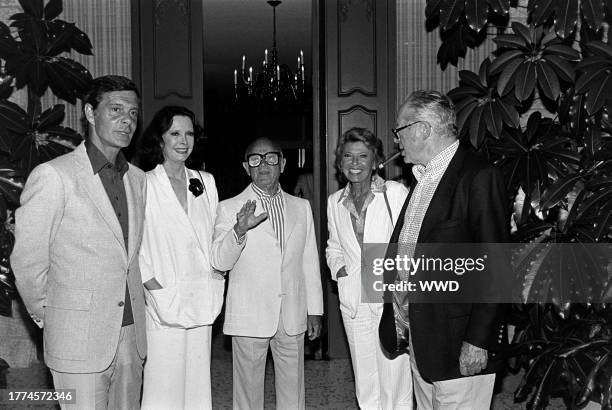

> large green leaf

[
  {"left": 490, "top": 50, "right": 523, "bottom": 74},
  {"left": 455, "top": 98, "right": 478, "bottom": 133},
  {"left": 440, "top": 0, "right": 464, "bottom": 30},
  {"left": 543, "top": 44, "right": 581, "bottom": 60},
  {"left": 425, "top": 0, "right": 442, "bottom": 20},
  {"left": 514, "top": 62, "right": 537, "bottom": 101},
  {"left": 495, "top": 99, "right": 520, "bottom": 128},
  {"left": 45, "top": 58, "right": 92, "bottom": 104},
  {"left": 512, "top": 22, "right": 533, "bottom": 45},
  {"left": 529, "top": 0, "right": 555, "bottom": 25},
  {"left": 554, "top": 0, "right": 579, "bottom": 39},
  {"left": 0, "top": 23, "right": 20, "bottom": 59},
  {"left": 484, "top": 101, "right": 503, "bottom": 138},
  {"left": 493, "top": 34, "right": 528, "bottom": 49},
  {"left": 580, "top": 0, "right": 605, "bottom": 31},
  {"left": 0, "top": 100, "right": 28, "bottom": 135},
  {"left": 36, "top": 104, "right": 64, "bottom": 130},
  {"left": 458, "top": 69, "right": 486, "bottom": 91},
  {"left": 18, "top": 0, "right": 43, "bottom": 19},
  {"left": 469, "top": 104, "right": 486, "bottom": 147},
  {"left": 45, "top": 20, "right": 75, "bottom": 56},
  {"left": 585, "top": 41, "right": 612, "bottom": 58},
  {"left": 544, "top": 54, "right": 575, "bottom": 82},
  {"left": 489, "top": 0, "right": 509, "bottom": 15},
  {"left": 497, "top": 57, "right": 523, "bottom": 96},
  {"left": 43, "top": 0, "right": 62, "bottom": 20},
  {"left": 585, "top": 76, "right": 611, "bottom": 115},
  {"left": 540, "top": 173, "right": 583, "bottom": 210},
  {"left": 575, "top": 67, "right": 608, "bottom": 94},
  {"left": 465, "top": 0, "right": 488, "bottom": 32},
  {"left": 536, "top": 60, "right": 560, "bottom": 100}
]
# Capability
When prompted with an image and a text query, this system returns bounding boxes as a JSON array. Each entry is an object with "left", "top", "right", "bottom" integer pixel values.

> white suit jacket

[
  {"left": 139, "top": 165, "right": 224, "bottom": 329},
  {"left": 212, "top": 185, "right": 323, "bottom": 337},
  {"left": 11, "top": 142, "right": 147, "bottom": 373},
  {"left": 326, "top": 180, "right": 408, "bottom": 318}
]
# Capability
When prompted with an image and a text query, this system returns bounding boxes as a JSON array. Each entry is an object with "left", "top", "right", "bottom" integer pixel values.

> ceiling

[{"left": 203, "top": 0, "right": 312, "bottom": 96}]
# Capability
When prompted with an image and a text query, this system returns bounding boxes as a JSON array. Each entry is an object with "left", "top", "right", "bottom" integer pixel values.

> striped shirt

[{"left": 251, "top": 183, "right": 285, "bottom": 252}]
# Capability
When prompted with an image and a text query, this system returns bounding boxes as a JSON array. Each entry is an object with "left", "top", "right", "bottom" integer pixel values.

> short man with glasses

[
  {"left": 379, "top": 90, "right": 509, "bottom": 409},
  {"left": 212, "top": 137, "right": 323, "bottom": 410}
]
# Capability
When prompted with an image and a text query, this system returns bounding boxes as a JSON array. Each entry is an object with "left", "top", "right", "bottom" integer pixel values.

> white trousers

[
  {"left": 141, "top": 325, "right": 212, "bottom": 410},
  {"left": 232, "top": 313, "right": 305, "bottom": 410},
  {"left": 51, "top": 324, "right": 143, "bottom": 410},
  {"left": 411, "top": 353, "right": 495, "bottom": 410},
  {"left": 342, "top": 304, "right": 413, "bottom": 410}
]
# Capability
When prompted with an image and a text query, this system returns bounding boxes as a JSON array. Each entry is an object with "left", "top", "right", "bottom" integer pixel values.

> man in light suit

[
  {"left": 212, "top": 137, "right": 324, "bottom": 410},
  {"left": 379, "top": 90, "right": 509, "bottom": 409},
  {"left": 11, "top": 75, "right": 147, "bottom": 409}
]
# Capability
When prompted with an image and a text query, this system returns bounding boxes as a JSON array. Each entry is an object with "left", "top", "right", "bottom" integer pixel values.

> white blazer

[
  {"left": 326, "top": 180, "right": 408, "bottom": 318},
  {"left": 11, "top": 142, "right": 147, "bottom": 373},
  {"left": 212, "top": 185, "right": 324, "bottom": 337},
  {"left": 139, "top": 165, "right": 224, "bottom": 329}
]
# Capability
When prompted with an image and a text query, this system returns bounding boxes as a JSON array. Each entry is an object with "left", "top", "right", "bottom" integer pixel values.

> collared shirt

[
  {"left": 394, "top": 139, "right": 459, "bottom": 346},
  {"left": 338, "top": 174, "right": 387, "bottom": 247},
  {"left": 251, "top": 183, "right": 285, "bottom": 252},
  {"left": 397, "top": 139, "right": 460, "bottom": 267},
  {"left": 85, "top": 140, "right": 133, "bottom": 326}
]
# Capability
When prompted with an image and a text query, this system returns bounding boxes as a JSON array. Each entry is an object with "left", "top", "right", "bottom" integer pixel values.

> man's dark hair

[{"left": 81, "top": 75, "right": 140, "bottom": 134}]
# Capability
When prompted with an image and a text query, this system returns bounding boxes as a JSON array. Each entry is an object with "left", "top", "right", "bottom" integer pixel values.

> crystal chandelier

[{"left": 233, "top": 0, "right": 306, "bottom": 110}]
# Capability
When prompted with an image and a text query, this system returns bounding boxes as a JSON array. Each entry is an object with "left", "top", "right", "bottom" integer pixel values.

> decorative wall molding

[
  {"left": 338, "top": 105, "right": 377, "bottom": 138},
  {"left": 337, "top": 0, "right": 376, "bottom": 96},
  {"left": 154, "top": 0, "right": 189, "bottom": 27},
  {"left": 152, "top": 0, "right": 192, "bottom": 99},
  {"left": 339, "top": 0, "right": 373, "bottom": 23}
]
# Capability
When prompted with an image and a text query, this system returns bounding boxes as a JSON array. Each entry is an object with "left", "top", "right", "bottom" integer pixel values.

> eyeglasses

[
  {"left": 392, "top": 121, "right": 426, "bottom": 141},
  {"left": 246, "top": 151, "right": 282, "bottom": 167}
]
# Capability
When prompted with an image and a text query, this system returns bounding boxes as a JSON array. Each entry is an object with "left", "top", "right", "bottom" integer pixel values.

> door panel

[{"left": 323, "top": 0, "right": 396, "bottom": 358}]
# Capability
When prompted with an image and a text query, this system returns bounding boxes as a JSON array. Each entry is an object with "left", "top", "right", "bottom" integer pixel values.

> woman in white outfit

[
  {"left": 326, "top": 127, "right": 413, "bottom": 409},
  {"left": 139, "top": 106, "right": 224, "bottom": 410}
]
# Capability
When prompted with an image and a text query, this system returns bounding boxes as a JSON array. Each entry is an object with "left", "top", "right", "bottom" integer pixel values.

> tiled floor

[{"left": 4, "top": 331, "right": 565, "bottom": 409}]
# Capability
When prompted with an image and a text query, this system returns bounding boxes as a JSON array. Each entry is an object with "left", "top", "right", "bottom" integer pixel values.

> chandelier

[{"left": 233, "top": 0, "right": 307, "bottom": 110}]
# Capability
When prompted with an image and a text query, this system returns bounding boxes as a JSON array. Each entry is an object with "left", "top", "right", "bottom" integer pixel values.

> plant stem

[{"left": 26, "top": 86, "right": 41, "bottom": 126}]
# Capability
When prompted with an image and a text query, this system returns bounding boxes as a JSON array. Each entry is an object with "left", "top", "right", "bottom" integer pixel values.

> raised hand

[{"left": 234, "top": 200, "right": 268, "bottom": 237}]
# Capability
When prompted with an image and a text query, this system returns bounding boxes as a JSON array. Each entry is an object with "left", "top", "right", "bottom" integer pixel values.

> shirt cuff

[{"left": 232, "top": 228, "right": 246, "bottom": 245}]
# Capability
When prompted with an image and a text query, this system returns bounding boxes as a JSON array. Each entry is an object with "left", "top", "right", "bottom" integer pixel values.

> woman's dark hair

[
  {"left": 334, "top": 127, "right": 384, "bottom": 174},
  {"left": 141, "top": 105, "right": 204, "bottom": 169}
]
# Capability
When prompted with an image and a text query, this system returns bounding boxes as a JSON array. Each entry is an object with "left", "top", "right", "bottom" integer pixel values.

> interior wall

[
  {"left": 396, "top": 0, "right": 497, "bottom": 105},
  {"left": 0, "top": 0, "right": 133, "bottom": 134}
]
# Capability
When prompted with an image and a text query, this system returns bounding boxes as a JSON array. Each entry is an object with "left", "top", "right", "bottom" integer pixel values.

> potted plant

[
  {"left": 426, "top": 0, "right": 612, "bottom": 408},
  {"left": 0, "top": 0, "right": 92, "bottom": 367}
]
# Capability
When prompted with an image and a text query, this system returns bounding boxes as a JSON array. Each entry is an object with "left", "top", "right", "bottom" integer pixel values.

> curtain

[
  {"left": 0, "top": 0, "right": 132, "bottom": 134},
  {"left": 396, "top": 1, "right": 528, "bottom": 107}
]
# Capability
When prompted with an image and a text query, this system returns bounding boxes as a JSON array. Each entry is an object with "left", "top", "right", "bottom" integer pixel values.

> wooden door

[
  {"left": 131, "top": 0, "right": 205, "bottom": 128},
  {"left": 322, "top": 0, "right": 397, "bottom": 358}
]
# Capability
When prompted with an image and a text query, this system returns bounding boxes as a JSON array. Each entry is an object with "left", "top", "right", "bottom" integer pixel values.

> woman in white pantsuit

[
  {"left": 139, "top": 106, "right": 224, "bottom": 410},
  {"left": 326, "top": 127, "right": 413, "bottom": 410}
]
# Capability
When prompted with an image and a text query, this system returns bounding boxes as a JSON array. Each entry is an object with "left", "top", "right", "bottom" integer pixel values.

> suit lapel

[
  {"left": 417, "top": 147, "right": 465, "bottom": 243},
  {"left": 73, "top": 144, "right": 125, "bottom": 252},
  {"left": 282, "top": 193, "right": 297, "bottom": 248},
  {"left": 124, "top": 166, "right": 144, "bottom": 264}
]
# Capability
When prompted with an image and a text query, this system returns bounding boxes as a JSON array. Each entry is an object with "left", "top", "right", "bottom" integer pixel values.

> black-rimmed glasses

[
  {"left": 392, "top": 121, "right": 426, "bottom": 141},
  {"left": 246, "top": 151, "right": 281, "bottom": 167}
]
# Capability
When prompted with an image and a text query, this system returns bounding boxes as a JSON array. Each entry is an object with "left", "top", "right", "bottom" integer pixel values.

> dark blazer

[{"left": 379, "top": 144, "right": 510, "bottom": 382}]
